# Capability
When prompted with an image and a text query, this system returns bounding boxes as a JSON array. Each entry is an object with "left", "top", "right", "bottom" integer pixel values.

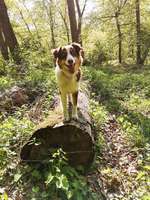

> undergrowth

[{"left": 0, "top": 48, "right": 150, "bottom": 199}]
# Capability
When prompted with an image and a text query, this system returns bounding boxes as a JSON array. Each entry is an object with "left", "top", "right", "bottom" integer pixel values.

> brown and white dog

[{"left": 52, "top": 43, "right": 83, "bottom": 121}]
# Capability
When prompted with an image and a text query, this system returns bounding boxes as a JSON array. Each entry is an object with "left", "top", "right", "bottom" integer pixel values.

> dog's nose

[{"left": 68, "top": 59, "right": 73, "bottom": 65}]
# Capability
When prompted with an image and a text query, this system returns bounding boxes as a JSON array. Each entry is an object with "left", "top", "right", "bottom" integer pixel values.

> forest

[{"left": 0, "top": 0, "right": 150, "bottom": 199}]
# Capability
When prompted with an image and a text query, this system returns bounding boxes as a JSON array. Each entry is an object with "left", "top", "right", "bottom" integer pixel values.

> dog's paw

[
  {"left": 63, "top": 119, "right": 70, "bottom": 123},
  {"left": 72, "top": 114, "right": 78, "bottom": 121},
  {"left": 63, "top": 116, "right": 70, "bottom": 123}
]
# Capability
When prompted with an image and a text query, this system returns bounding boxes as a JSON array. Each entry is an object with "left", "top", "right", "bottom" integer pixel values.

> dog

[{"left": 52, "top": 43, "right": 83, "bottom": 122}]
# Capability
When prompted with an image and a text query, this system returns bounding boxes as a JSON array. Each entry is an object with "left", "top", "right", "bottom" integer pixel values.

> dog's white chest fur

[{"left": 55, "top": 65, "right": 79, "bottom": 94}]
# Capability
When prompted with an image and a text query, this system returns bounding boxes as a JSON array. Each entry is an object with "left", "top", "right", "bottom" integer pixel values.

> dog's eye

[
  {"left": 70, "top": 48, "right": 76, "bottom": 56},
  {"left": 60, "top": 50, "right": 67, "bottom": 59}
]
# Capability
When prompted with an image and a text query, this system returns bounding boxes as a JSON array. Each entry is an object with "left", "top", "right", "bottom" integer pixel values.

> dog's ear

[
  {"left": 52, "top": 47, "right": 61, "bottom": 59},
  {"left": 72, "top": 43, "right": 84, "bottom": 57}
]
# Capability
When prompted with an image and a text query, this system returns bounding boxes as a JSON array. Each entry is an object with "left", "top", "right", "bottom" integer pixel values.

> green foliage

[
  {"left": 87, "top": 40, "right": 109, "bottom": 64},
  {"left": 7, "top": 149, "right": 97, "bottom": 200},
  {"left": 90, "top": 99, "right": 108, "bottom": 127},
  {"left": 44, "top": 149, "right": 95, "bottom": 200},
  {"left": 117, "top": 115, "right": 148, "bottom": 147},
  {"left": 86, "top": 65, "right": 150, "bottom": 148},
  {"left": 0, "top": 114, "right": 35, "bottom": 175},
  {"left": 0, "top": 76, "right": 15, "bottom": 91}
]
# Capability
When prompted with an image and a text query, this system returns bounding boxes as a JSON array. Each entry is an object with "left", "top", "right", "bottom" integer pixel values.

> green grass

[{"left": 84, "top": 65, "right": 150, "bottom": 147}]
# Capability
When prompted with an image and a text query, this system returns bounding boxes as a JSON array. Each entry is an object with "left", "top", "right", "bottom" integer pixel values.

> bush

[{"left": 87, "top": 41, "right": 108, "bottom": 65}]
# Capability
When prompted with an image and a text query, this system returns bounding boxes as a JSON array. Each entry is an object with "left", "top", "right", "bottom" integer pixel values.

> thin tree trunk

[
  {"left": 0, "top": 25, "right": 9, "bottom": 60},
  {"left": 67, "top": 0, "right": 79, "bottom": 43},
  {"left": 58, "top": 8, "right": 70, "bottom": 43},
  {"left": 22, "top": 0, "right": 40, "bottom": 39},
  {"left": 17, "top": 7, "right": 32, "bottom": 35},
  {"left": 0, "top": 0, "right": 20, "bottom": 63},
  {"left": 43, "top": 0, "right": 56, "bottom": 48},
  {"left": 75, "top": 0, "right": 82, "bottom": 44},
  {"left": 140, "top": 48, "right": 150, "bottom": 65},
  {"left": 135, "top": 0, "right": 142, "bottom": 64},
  {"left": 49, "top": 5, "right": 56, "bottom": 48},
  {"left": 115, "top": 13, "right": 122, "bottom": 64}
]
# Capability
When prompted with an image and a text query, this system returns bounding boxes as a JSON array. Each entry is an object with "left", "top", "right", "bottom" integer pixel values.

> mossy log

[{"left": 20, "top": 92, "right": 95, "bottom": 167}]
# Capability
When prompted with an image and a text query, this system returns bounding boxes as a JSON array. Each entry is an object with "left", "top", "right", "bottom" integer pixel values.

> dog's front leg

[
  {"left": 72, "top": 91, "right": 78, "bottom": 120},
  {"left": 60, "top": 92, "right": 69, "bottom": 121}
]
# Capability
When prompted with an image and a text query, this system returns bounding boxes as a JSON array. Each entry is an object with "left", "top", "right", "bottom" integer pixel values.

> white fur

[
  {"left": 65, "top": 45, "right": 75, "bottom": 66},
  {"left": 55, "top": 64, "right": 79, "bottom": 121}
]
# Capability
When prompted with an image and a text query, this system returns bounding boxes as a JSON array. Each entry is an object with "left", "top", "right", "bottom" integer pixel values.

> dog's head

[{"left": 52, "top": 43, "right": 83, "bottom": 74}]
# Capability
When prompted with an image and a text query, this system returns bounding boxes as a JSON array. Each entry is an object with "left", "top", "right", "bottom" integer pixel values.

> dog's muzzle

[{"left": 66, "top": 64, "right": 75, "bottom": 73}]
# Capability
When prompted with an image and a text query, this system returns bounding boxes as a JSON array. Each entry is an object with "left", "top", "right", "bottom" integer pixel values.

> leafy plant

[{"left": 44, "top": 149, "right": 96, "bottom": 200}]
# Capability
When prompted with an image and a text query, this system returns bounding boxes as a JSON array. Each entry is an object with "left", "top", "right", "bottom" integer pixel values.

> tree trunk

[
  {"left": 0, "top": 25, "right": 9, "bottom": 60},
  {"left": 22, "top": 0, "right": 40, "bottom": 40},
  {"left": 17, "top": 7, "right": 32, "bottom": 35},
  {"left": 20, "top": 92, "right": 95, "bottom": 167},
  {"left": 67, "top": 0, "right": 79, "bottom": 43},
  {"left": 140, "top": 47, "right": 150, "bottom": 65},
  {"left": 49, "top": 5, "right": 56, "bottom": 48},
  {"left": 115, "top": 13, "right": 122, "bottom": 64},
  {"left": 135, "top": 0, "right": 142, "bottom": 64},
  {"left": 42, "top": 0, "right": 56, "bottom": 48},
  {"left": 58, "top": 8, "right": 70, "bottom": 43},
  {"left": 0, "top": 0, "right": 20, "bottom": 63}
]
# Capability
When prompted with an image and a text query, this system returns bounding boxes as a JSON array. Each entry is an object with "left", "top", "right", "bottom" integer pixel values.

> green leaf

[
  {"left": 45, "top": 173, "right": 54, "bottom": 185},
  {"left": 142, "top": 195, "right": 150, "bottom": 200},
  {"left": 61, "top": 175, "right": 69, "bottom": 190},
  {"left": 3, "top": 192, "right": 8, "bottom": 200},
  {"left": 14, "top": 173, "right": 22, "bottom": 182},
  {"left": 55, "top": 174, "right": 69, "bottom": 190},
  {"left": 143, "top": 165, "right": 150, "bottom": 171},
  {"left": 32, "top": 186, "right": 40, "bottom": 193},
  {"left": 76, "top": 192, "right": 83, "bottom": 200},
  {"left": 136, "top": 171, "right": 145, "bottom": 180},
  {"left": 31, "top": 170, "right": 41, "bottom": 179},
  {"left": 66, "top": 190, "right": 73, "bottom": 199}
]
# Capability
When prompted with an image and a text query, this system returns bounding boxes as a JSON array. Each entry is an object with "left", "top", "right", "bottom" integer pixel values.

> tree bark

[
  {"left": 140, "top": 47, "right": 150, "bottom": 65},
  {"left": 22, "top": 0, "right": 40, "bottom": 40},
  {"left": 0, "top": 25, "right": 9, "bottom": 60},
  {"left": 49, "top": 3, "right": 56, "bottom": 48},
  {"left": 42, "top": 0, "right": 56, "bottom": 48},
  {"left": 0, "top": 0, "right": 20, "bottom": 63},
  {"left": 67, "top": 0, "right": 79, "bottom": 43},
  {"left": 17, "top": 7, "right": 32, "bottom": 35},
  {"left": 135, "top": 0, "right": 142, "bottom": 64},
  {"left": 75, "top": 0, "right": 87, "bottom": 45},
  {"left": 58, "top": 7, "right": 70, "bottom": 43},
  {"left": 115, "top": 12, "right": 122, "bottom": 64},
  {"left": 20, "top": 92, "right": 95, "bottom": 167}
]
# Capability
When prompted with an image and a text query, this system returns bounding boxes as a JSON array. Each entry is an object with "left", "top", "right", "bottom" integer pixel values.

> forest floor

[
  {"left": 87, "top": 114, "right": 149, "bottom": 200},
  {"left": 86, "top": 64, "right": 150, "bottom": 200},
  {"left": 0, "top": 62, "right": 150, "bottom": 199}
]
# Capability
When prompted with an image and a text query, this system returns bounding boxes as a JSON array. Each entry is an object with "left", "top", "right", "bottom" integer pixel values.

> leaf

[
  {"left": 76, "top": 192, "right": 83, "bottom": 200},
  {"left": 55, "top": 174, "right": 69, "bottom": 190},
  {"left": 3, "top": 192, "right": 8, "bottom": 200},
  {"left": 14, "top": 173, "right": 22, "bottom": 182},
  {"left": 61, "top": 175, "right": 69, "bottom": 190},
  {"left": 136, "top": 171, "right": 145, "bottom": 180},
  {"left": 143, "top": 165, "right": 150, "bottom": 171},
  {"left": 142, "top": 195, "right": 150, "bottom": 200},
  {"left": 66, "top": 190, "right": 73, "bottom": 199},
  {"left": 45, "top": 173, "right": 54, "bottom": 185},
  {"left": 32, "top": 186, "right": 40, "bottom": 193},
  {"left": 31, "top": 170, "right": 41, "bottom": 179}
]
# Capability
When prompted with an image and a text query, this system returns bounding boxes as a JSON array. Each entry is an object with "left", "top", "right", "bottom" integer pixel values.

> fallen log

[{"left": 20, "top": 92, "right": 95, "bottom": 167}]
